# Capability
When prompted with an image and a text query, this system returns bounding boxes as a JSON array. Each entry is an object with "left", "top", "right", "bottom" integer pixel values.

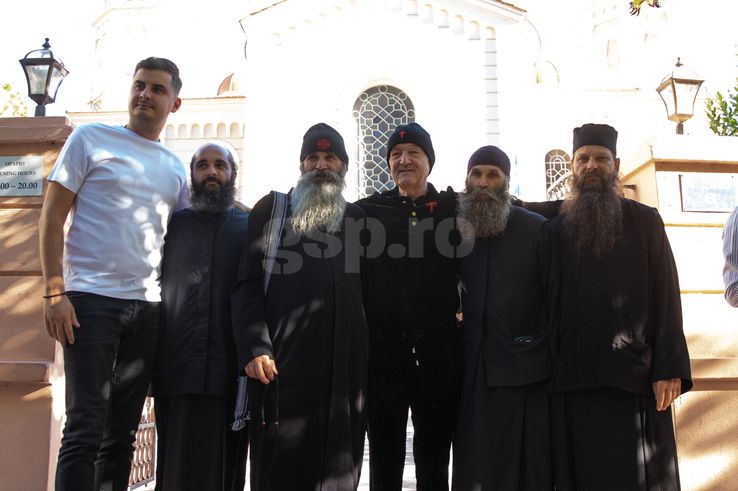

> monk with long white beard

[
  {"left": 232, "top": 123, "right": 369, "bottom": 491},
  {"left": 453, "top": 145, "right": 557, "bottom": 491},
  {"left": 290, "top": 162, "right": 347, "bottom": 236}
]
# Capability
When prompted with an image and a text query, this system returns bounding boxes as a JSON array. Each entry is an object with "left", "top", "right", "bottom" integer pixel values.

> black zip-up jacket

[{"left": 356, "top": 183, "right": 461, "bottom": 365}]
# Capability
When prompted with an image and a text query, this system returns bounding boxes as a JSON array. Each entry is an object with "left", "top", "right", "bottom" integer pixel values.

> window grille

[
  {"left": 545, "top": 149, "right": 570, "bottom": 200},
  {"left": 352, "top": 85, "right": 415, "bottom": 197}
]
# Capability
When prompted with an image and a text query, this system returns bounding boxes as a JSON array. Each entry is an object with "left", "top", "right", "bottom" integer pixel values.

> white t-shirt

[{"left": 48, "top": 123, "right": 189, "bottom": 301}]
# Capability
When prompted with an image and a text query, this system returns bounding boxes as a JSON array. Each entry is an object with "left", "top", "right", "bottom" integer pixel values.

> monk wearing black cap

[
  {"left": 551, "top": 123, "right": 691, "bottom": 491},
  {"left": 356, "top": 122, "right": 462, "bottom": 490},
  {"left": 232, "top": 123, "right": 369, "bottom": 490},
  {"left": 453, "top": 145, "right": 557, "bottom": 491}
]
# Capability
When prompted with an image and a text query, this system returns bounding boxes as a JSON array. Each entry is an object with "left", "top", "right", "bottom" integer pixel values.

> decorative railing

[
  {"left": 546, "top": 172, "right": 570, "bottom": 200},
  {"left": 128, "top": 397, "right": 156, "bottom": 489}
]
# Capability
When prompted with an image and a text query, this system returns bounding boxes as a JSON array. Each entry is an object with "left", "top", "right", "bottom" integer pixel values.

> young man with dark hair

[
  {"left": 40, "top": 56, "right": 187, "bottom": 491},
  {"left": 134, "top": 57, "right": 182, "bottom": 95}
]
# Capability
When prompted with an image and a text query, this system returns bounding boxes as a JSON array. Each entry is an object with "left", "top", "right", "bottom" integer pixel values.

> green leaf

[{"left": 705, "top": 87, "right": 738, "bottom": 136}]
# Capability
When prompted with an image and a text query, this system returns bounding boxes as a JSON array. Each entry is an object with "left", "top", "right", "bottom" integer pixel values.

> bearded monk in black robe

[
  {"left": 552, "top": 124, "right": 691, "bottom": 491},
  {"left": 232, "top": 123, "right": 368, "bottom": 491},
  {"left": 452, "top": 145, "right": 557, "bottom": 491}
]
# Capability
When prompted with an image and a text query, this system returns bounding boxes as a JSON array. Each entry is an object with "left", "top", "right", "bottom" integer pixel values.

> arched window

[
  {"left": 352, "top": 85, "right": 415, "bottom": 197},
  {"left": 545, "top": 149, "right": 570, "bottom": 200}
]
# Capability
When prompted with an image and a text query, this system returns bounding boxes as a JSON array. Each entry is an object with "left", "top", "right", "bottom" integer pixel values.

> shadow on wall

[
  {"left": 675, "top": 328, "right": 738, "bottom": 491},
  {"left": 0, "top": 204, "right": 50, "bottom": 360},
  {"left": 0, "top": 207, "right": 41, "bottom": 272},
  {"left": 0, "top": 162, "right": 48, "bottom": 362}
]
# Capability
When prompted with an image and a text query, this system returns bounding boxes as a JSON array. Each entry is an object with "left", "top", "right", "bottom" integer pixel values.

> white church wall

[
  {"left": 513, "top": 0, "right": 738, "bottom": 201},
  {"left": 89, "top": 0, "right": 248, "bottom": 111},
  {"left": 240, "top": 0, "right": 524, "bottom": 206},
  {"left": 63, "top": 0, "right": 738, "bottom": 205}
]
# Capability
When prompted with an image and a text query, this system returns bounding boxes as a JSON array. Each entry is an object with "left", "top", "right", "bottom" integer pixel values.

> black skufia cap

[
  {"left": 572, "top": 123, "right": 618, "bottom": 157},
  {"left": 299, "top": 123, "right": 348, "bottom": 165},
  {"left": 467, "top": 145, "right": 511, "bottom": 176}
]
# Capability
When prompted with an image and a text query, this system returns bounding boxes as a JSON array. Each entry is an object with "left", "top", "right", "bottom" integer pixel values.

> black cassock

[
  {"left": 232, "top": 192, "right": 369, "bottom": 491},
  {"left": 453, "top": 206, "right": 557, "bottom": 491},
  {"left": 154, "top": 207, "right": 249, "bottom": 491},
  {"left": 551, "top": 198, "right": 692, "bottom": 491}
]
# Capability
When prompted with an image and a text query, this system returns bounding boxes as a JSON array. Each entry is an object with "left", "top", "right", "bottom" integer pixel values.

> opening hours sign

[{"left": 0, "top": 156, "right": 43, "bottom": 196}]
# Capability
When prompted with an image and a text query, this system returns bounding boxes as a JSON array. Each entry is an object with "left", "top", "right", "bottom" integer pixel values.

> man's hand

[
  {"left": 244, "top": 355, "right": 278, "bottom": 384},
  {"left": 653, "top": 378, "right": 681, "bottom": 412},
  {"left": 44, "top": 295, "right": 80, "bottom": 344},
  {"left": 39, "top": 181, "right": 77, "bottom": 345}
]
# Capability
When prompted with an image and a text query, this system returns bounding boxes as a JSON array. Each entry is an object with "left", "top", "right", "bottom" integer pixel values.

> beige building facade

[{"left": 620, "top": 134, "right": 738, "bottom": 490}]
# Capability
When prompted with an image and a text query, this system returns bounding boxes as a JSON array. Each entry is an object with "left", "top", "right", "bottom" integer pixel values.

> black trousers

[
  {"left": 155, "top": 394, "right": 248, "bottom": 491},
  {"left": 55, "top": 292, "right": 159, "bottom": 491},
  {"left": 368, "top": 351, "right": 461, "bottom": 491}
]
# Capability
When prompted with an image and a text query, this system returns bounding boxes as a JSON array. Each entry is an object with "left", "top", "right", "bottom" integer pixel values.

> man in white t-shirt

[{"left": 39, "top": 57, "right": 187, "bottom": 491}]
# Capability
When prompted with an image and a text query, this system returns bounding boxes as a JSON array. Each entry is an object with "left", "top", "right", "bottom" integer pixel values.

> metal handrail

[
  {"left": 546, "top": 172, "right": 570, "bottom": 200},
  {"left": 128, "top": 397, "right": 156, "bottom": 489}
]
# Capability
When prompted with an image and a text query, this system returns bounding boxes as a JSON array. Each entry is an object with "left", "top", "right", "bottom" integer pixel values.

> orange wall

[
  {"left": 623, "top": 153, "right": 738, "bottom": 491},
  {"left": 0, "top": 117, "right": 73, "bottom": 491}
]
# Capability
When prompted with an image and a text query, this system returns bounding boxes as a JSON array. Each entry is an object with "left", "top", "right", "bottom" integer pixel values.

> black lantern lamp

[
  {"left": 656, "top": 58, "right": 703, "bottom": 135},
  {"left": 19, "top": 38, "right": 69, "bottom": 116}
]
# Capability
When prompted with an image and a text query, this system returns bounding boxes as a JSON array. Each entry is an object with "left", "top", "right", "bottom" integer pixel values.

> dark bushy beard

[
  {"left": 190, "top": 177, "right": 236, "bottom": 213},
  {"left": 290, "top": 169, "right": 347, "bottom": 236},
  {"left": 457, "top": 181, "right": 511, "bottom": 240},
  {"left": 564, "top": 169, "right": 624, "bottom": 258}
]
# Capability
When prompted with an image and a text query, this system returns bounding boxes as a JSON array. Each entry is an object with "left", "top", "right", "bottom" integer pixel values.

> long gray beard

[
  {"left": 564, "top": 170, "right": 624, "bottom": 258},
  {"left": 190, "top": 178, "right": 236, "bottom": 214},
  {"left": 290, "top": 169, "right": 347, "bottom": 236},
  {"left": 457, "top": 185, "right": 511, "bottom": 240}
]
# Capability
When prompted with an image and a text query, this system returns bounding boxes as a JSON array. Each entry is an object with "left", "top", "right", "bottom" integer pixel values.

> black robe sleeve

[
  {"left": 642, "top": 205, "right": 693, "bottom": 393},
  {"left": 521, "top": 199, "right": 564, "bottom": 220},
  {"left": 540, "top": 219, "right": 561, "bottom": 368},
  {"left": 231, "top": 193, "right": 277, "bottom": 370}
]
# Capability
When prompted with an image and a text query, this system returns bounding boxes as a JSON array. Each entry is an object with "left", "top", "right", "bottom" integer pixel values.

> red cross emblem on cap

[
  {"left": 399, "top": 130, "right": 407, "bottom": 139},
  {"left": 316, "top": 138, "right": 331, "bottom": 150}
]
